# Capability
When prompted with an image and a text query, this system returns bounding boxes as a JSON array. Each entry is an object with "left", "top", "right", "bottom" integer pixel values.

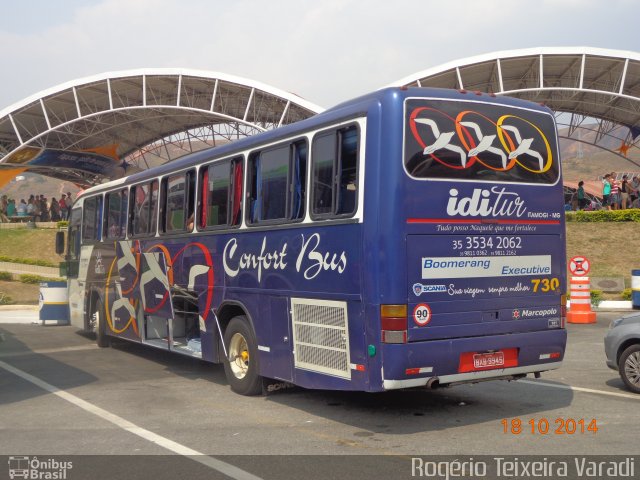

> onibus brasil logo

[{"left": 8, "top": 456, "right": 73, "bottom": 479}]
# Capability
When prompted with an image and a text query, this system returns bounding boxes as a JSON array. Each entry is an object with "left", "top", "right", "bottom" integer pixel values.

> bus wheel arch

[
  {"left": 216, "top": 301, "right": 258, "bottom": 346},
  {"left": 217, "top": 302, "right": 262, "bottom": 395}
]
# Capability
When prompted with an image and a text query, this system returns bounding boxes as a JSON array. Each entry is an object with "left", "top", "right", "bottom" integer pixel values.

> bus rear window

[{"left": 404, "top": 99, "right": 559, "bottom": 184}]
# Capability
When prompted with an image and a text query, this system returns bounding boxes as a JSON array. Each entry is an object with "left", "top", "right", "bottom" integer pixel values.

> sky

[{"left": 0, "top": 0, "right": 638, "bottom": 110}]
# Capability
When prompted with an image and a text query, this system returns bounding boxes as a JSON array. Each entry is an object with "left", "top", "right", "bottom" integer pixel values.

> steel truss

[
  {"left": 0, "top": 69, "right": 322, "bottom": 186},
  {"left": 392, "top": 47, "right": 640, "bottom": 167}
]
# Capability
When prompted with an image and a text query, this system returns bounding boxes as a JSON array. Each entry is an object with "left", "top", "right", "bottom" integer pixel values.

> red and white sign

[
  {"left": 568, "top": 256, "right": 590, "bottom": 276},
  {"left": 413, "top": 303, "right": 432, "bottom": 326}
]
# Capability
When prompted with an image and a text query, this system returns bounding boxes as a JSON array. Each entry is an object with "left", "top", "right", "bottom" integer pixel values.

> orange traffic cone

[{"left": 567, "top": 276, "right": 596, "bottom": 324}]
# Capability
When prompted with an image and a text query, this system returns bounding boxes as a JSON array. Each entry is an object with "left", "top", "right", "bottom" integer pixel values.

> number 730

[{"left": 531, "top": 277, "right": 560, "bottom": 292}]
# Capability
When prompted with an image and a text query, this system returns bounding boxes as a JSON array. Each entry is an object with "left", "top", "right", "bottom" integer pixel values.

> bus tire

[
  {"left": 223, "top": 316, "right": 262, "bottom": 396},
  {"left": 94, "top": 298, "right": 110, "bottom": 348}
]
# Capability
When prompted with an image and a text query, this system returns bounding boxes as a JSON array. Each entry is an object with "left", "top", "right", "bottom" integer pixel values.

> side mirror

[{"left": 55, "top": 231, "right": 65, "bottom": 255}]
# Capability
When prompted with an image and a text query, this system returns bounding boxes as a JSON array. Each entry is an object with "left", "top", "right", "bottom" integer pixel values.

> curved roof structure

[
  {"left": 0, "top": 68, "right": 323, "bottom": 186},
  {"left": 390, "top": 47, "right": 640, "bottom": 166}
]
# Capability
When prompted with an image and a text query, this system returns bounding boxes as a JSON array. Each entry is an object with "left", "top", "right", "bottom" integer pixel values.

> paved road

[{"left": 0, "top": 311, "right": 638, "bottom": 479}]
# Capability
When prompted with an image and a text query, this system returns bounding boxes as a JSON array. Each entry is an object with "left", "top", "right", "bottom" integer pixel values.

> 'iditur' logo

[{"left": 446, "top": 187, "right": 527, "bottom": 218}]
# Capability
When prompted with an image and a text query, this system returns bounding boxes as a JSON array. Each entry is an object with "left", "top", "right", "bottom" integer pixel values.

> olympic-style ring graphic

[
  {"left": 104, "top": 240, "right": 215, "bottom": 336},
  {"left": 408, "top": 106, "right": 553, "bottom": 173},
  {"left": 105, "top": 252, "right": 140, "bottom": 335}
]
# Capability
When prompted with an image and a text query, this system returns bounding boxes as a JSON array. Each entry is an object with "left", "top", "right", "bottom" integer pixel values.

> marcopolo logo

[
  {"left": 8, "top": 456, "right": 73, "bottom": 479},
  {"left": 521, "top": 307, "right": 558, "bottom": 318},
  {"left": 514, "top": 308, "right": 559, "bottom": 321},
  {"left": 413, "top": 283, "right": 447, "bottom": 296}
]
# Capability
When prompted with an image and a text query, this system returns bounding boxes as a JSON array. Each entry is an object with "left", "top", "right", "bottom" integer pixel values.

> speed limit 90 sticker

[{"left": 413, "top": 303, "right": 432, "bottom": 327}]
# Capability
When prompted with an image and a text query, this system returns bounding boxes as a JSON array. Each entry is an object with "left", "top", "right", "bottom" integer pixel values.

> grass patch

[
  {"left": 18, "top": 274, "right": 64, "bottom": 284},
  {"left": 566, "top": 223, "right": 640, "bottom": 284},
  {"left": 0, "top": 229, "right": 60, "bottom": 265},
  {"left": 0, "top": 281, "right": 39, "bottom": 305}
]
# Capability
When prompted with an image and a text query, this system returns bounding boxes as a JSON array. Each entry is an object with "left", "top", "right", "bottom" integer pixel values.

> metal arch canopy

[
  {"left": 389, "top": 47, "right": 640, "bottom": 164},
  {"left": 0, "top": 68, "right": 324, "bottom": 187}
]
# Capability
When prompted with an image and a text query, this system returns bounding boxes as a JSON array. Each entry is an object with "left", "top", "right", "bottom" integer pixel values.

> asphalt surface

[{"left": 0, "top": 309, "right": 638, "bottom": 479}]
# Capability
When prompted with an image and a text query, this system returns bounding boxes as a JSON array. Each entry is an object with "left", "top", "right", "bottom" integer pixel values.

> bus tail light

[
  {"left": 381, "top": 304, "right": 407, "bottom": 344},
  {"left": 560, "top": 295, "right": 567, "bottom": 328}
]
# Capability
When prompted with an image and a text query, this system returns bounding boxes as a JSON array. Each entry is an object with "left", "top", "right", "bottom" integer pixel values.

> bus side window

[
  {"left": 81, "top": 196, "right": 102, "bottom": 243},
  {"left": 105, "top": 189, "right": 127, "bottom": 240},
  {"left": 311, "top": 133, "right": 335, "bottom": 216},
  {"left": 291, "top": 141, "right": 307, "bottom": 220},
  {"left": 248, "top": 145, "right": 290, "bottom": 224},
  {"left": 149, "top": 180, "right": 159, "bottom": 234},
  {"left": 185, "top": 170, "right": 195, "bottom": 231},
  {"left": 68, "top": 208, "right": 82, "bottom": 259},
  {"left": 131, "top": 184, "right": 148, "bottom": 236},
  {"left": 231, "top": 158, "right": 243, "bottom": 226},
  {"left": 130, "top": 180, "right": 157, "bottom": 237},
  {"left": 311, "top": 125, "right": 359, "bottom": 218},
  {"left": 337, "top": 127, "right": 358, "bottom": 215},
  {"left": 163, "top": 173, "right": 186, "bottom": 232},
  {"left": 200, "top": 160, "right": 230, "bottom": 228},
  {"left": 161, "top": 172, "right": 192, "bottom": 233}
]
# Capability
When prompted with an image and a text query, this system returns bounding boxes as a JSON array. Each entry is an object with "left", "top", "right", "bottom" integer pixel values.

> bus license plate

[
  {"left": 473, "top": 352, "right": 504, "bottom": 369},
  {"left": 458, "top": 348, "right": 518, "bottom": 373}
]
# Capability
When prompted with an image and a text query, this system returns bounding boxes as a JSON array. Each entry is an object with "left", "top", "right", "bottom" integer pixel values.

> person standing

[
  {"left": 0, "top": 195, "right": 8, "bottom": 222},
  {"left": 630, "top": 176, "right": 640, "bottom": 207},
  {"left": 610, "top": 172, "right": 621, "bottom": 210},
  {"left": 50, "top": 197, "right": 60, "bottom": 221},
  {"left": 602, "top": 174, "right": 612, "bottom": 210},
  {"left": 6, "top": 198, "right": 16, "bottom": 217},
  {"left": 59, "top": 195, "right": 67, "bottom": 220},
  {"left": 17, "top": 199, "right": 27, "bottom": 216},
  {"left": 620, "top": 175, "right": 630, "bottom": 209},
  {"left": 39, "top": 195, "right": 49, "bottom": 221},
  {"left": 576, "top": 181, "right": 586, "bottom": 210}
]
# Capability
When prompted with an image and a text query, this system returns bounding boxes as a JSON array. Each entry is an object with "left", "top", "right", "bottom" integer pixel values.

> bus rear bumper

[
  {"left": 382, "top": 361, "right": 562, "bottom": 390},
  {"left": 380, "top": 328, "right": 567, "bottom": 391}
]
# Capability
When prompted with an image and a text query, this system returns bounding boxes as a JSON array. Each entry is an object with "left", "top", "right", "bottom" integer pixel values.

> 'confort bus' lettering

[{"left": 223, "top": 233, "right": 347, "bottom": 281}]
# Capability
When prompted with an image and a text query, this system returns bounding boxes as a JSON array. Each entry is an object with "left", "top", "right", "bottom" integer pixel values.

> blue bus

[{"left": 57, "top": 87, "right": 567, "bottom": 395}]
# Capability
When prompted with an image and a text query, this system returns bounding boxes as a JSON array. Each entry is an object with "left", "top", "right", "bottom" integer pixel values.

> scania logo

[{"left": 412, "top": 283, "right": 447, "bottom": 296}]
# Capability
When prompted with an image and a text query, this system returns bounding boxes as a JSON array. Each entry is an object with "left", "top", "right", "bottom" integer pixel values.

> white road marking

[
  {"left": 0, "top": 345, "right": 98, "bottom": 358},
  {"left": 0, "top": 360, "right": 263, "bottom": 480},
  {"left": 520, "top": 379, "right": 640, "bottom": 400}
]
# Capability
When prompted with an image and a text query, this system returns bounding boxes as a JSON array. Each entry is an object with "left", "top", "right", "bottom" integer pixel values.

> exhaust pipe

[{"left": 426, "top": 377, "right": 440, "bottom": 389}]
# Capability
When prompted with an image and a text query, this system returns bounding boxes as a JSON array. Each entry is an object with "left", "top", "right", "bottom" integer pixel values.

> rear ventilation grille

[{"left": 291, "top": 298, "right": 351, "bottom": 379}]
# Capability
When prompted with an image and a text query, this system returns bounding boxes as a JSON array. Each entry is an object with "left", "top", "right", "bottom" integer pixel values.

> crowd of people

[
  {"left": 0, "top": 192, "right": 74, "bottom": 223},
  {"left": 600, "top": 172, "right": 640, "bottom": 210},
  {"left": 571, "top": 173, "right": 640, "bottom": 211}
]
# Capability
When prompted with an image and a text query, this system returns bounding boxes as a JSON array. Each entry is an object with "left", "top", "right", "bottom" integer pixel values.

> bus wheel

[
  {"left": 94, "top": 298, "right": 110, "bottom": 348},
  {"left": 223, "top": 316, "right": 262, "bottom": 395}
]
